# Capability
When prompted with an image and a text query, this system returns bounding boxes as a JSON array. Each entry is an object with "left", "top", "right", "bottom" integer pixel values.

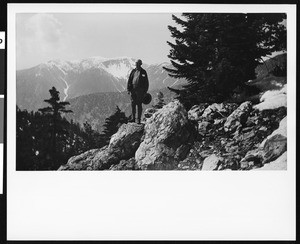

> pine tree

[
  {"left": 82, "top": 121, "right": 105, "bottom": 150},
  {"left": 17, "top": 104, "right": 106, "bottom": 170},
  {"left": 164, "top": 13, "right": 286, "bottom": 108},
  {"left": 38, "top": 87, "right": 73, "bottom": 169},
  {"left": 16, "top": 107, "right": 51, "bottom": 170},
  {"left": 102, "top": 106, "right": 128, "bottom": 144},
  {"left": 16, "top": 107, "right": 35, "bottom": 170}
]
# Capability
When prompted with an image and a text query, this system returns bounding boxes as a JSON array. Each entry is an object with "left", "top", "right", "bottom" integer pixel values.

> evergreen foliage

[
  {"left": 38, "top": 87, "right": 73, "bottom": 168},
  {"left": 164, "top": 13, "right": 287, "bottom": 109},
  {"left": 102, "top": 106, "right": 128, "bottom": 144},
  {"left": 16, "top": 87, "right": 105, "bottom": 170},
  {"left": 83, "top": 121, "right": 106, "bottom": 150}
]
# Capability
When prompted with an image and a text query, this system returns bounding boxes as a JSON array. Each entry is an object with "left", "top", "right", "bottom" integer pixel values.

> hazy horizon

[{"left": 16, "top": 13, "right": 178, "bottom": 70}]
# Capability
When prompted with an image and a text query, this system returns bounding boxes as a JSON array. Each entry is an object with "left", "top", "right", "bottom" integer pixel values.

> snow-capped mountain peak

[
  {"left": 17, "top": 56, "right": 184, "bottom": 111},
  {"left": 101, "top": 57, "right": 137, "bottom": 80},
  {"left": 40, "top": 56, "right": 138, "bottom": 79}
]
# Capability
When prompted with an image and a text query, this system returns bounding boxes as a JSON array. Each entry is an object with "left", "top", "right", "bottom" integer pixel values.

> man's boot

[
  {"left": 137, "top": 103, "right": 142, "bottom": 124},
  {"left": 130, "top": 103, "right": 136, "bottom": 123}
]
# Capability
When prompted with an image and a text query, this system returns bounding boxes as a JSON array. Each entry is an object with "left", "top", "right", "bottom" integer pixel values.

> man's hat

[{"left": 143, "top": 93, "right": 152, "bottom": 105}]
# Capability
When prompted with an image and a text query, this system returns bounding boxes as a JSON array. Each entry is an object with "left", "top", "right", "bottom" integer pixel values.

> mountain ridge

[{"left": 17, "top": 56, "right": 185, "bottom": 111}]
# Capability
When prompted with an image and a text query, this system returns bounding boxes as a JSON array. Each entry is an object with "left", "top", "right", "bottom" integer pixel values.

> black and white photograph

[
  {"left": 5, "top": 3, "right": 296, "bottom": 241},
  {"left": 15, "top": 11, "right": 288, "bottom": 171}
]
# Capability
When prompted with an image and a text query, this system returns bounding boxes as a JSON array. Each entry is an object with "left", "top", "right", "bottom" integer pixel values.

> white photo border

[{"left": 7, "top": 4, "right": 296, "bottom": 240}]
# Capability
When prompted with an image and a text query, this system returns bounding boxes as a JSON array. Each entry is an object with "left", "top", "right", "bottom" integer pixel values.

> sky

[{"left": 16, "top": 13, "right": 179, "bottom": 70}]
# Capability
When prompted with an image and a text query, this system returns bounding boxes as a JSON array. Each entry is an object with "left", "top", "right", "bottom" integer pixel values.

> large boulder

[
  {"left": 262, "top": 134, "right": 287, "bottom": 164},
  {"left": 109, "top": 158, "right": 139, "bottom": 170},
  {"left": 109, "top": 122, "right": 145, "bottom": 156},
  {"left": 58, "top": 147, "right": 107, "bottom": 170},
  {"left": 239, "top": 149, "right": 264, "bottom": 170},
  {"left": 260, "top": 116, "right": 287, "bottom": 146},
  {"left": 201, "top": 154, "right": 224, "bottom": 170},
  {"left": 239, "top": 116, "right": 287, "bottom": 170},
  {"left": 59, "top": 123, "right": 144, "bottom": 170},
  {"left": 224, "top": 101, "right": 252, "bottom": 132},
  {"left": 260, "top": 116, "right": 287, "bottom": 164},
  {"left": 135, "top": 100, "right": 195, "bottom": 170}
]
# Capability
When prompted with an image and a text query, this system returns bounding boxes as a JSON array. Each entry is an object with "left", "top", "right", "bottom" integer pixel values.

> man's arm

[
  {"left": 127, "top": 69, "right": 134, "bottom": 92},
  {"left": 144, "top": 70, "right": 149, "bottom": 93}
]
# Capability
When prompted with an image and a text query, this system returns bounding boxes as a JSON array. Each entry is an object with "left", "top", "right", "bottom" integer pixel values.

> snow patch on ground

[
  {"left": 270, "top": 116, "right": 287, "bottom": 138},
  {"left": 260, "top": 116, "right": 287, "bottom": 148},
  {"left": 254, "top": 152, "right": 287, "bottom": 170},
  {"left": 254, "top": 84, "right": 287, "bottom": 111}
]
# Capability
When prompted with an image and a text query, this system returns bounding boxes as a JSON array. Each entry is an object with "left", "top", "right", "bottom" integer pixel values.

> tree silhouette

[
  {"left": 16, "top": 105, "right": 106, "bottom": 170},
  {"left": 102, "top": 106, "right": 128, "bottom": 144},
  {"left": 164, "top": 13, "right": 287, "bottom": 108},
  {"left": 38, "top": 87, "right": 72, "bottom": 168}
]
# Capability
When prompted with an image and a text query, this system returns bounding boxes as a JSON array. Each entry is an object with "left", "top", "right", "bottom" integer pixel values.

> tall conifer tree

[
  {"left": 164, "top": 13, "right": 286, "bottom": 108},
  {"left": 39, "top": 87, "right": 73, "bottom": 168}
]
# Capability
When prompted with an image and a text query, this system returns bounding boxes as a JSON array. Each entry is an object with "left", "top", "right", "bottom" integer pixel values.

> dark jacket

[{"left": 127, "top": 67, "right": 149, "bottom": 94}]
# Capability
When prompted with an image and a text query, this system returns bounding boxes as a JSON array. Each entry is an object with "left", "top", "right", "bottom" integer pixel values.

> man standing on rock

[{"left": 127, "top": 59, "right": 149, "bottom": 124}]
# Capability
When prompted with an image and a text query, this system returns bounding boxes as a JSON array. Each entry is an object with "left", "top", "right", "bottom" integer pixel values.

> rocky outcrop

[
  {"left": 177, "top": 142, "right": 203, "bottom": 170},
  {"left": 59, "top": 123, "right": 144, "bottom": 170},
  {"left": 202, "top": 103, "right": 236, "bottom": 121},
  {"left": 263, "top": 134, "right": 287, "bottom": 163},
  {"left": 178, "top": 100, "right": 287, "bottom": 171},
  {"left": 188, "top": 103, "right": 209, "bottom": 121},
  {"left": 109, "top": 158, "right": 138, "bottom": 170},
  {"left": 254, "top": 152, "right": 287, "bottom": 170},
  {"left": 224, "top": 101, "right": 252, "bottom": 132},
  {"left": 135, "top": 100, "right": 195, "bottom": 170},
  {"left": 198, "top": 121, "right": 211, "bottom": 136},
  {"left": 239, "top": 116, "right": 287, "bottom": 170},
  {"left": 109, "top": 122, "right": 145, "bottom": 156},
  {"left": 58, "top": 147, "right": 108, "bottom": 170},
  {"left": 60, "top": 94, "right": 287, "bottom": 171},
  {"left": 201, "top": 154, "right": 224, "bottom": 170},
  {"left": 144, "top": 107, "right": 158, "bottom": 119}
]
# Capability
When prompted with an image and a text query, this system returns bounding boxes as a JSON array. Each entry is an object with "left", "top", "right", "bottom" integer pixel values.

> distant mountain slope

[
  {"left": 17, "top": 54, "right": 287, "bottom": 133},
  {"left": 64, "top": 87, "right": 177, "bottom": 132},
  {"left": 17, "top": 57, "right": 185, "bottom": 111}
]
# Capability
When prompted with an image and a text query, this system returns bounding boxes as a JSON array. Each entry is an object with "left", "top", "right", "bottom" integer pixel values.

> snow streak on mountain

[{"left": 16, "top": 56, "right": 185, "bottom": 111}]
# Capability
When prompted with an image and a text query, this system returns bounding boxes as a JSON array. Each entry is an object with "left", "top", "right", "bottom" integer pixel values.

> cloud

[
  {"left": 17, "top": 14, "right": 69, "bottom": 69},
  {"left": 26, "top": 13, "right": 63, "bottom": 46}
]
